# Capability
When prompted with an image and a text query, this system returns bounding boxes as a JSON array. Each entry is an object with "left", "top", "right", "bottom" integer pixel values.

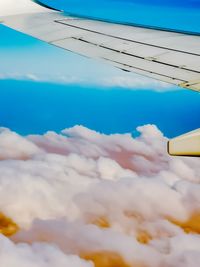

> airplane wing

[{"left": 0, "top": 0, "right": 200, "bottom": 92}]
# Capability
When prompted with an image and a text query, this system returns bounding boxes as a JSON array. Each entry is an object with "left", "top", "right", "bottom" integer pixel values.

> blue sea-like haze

[{"left": 0, "top": 80, "right": 199, "bottom": 138}]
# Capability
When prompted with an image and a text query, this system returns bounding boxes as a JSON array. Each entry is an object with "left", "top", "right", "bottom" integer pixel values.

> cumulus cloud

[
  {"left": 0, "top": 124, "right": 199, "bottom": 267},
  {"left": 0, "top": 128, "right": 41, "bottom": 160},
  {"left": 0, "top": 234, "right": 92, "bottom": 267}
]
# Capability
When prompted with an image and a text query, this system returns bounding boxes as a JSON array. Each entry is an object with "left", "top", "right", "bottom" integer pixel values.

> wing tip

[{"left": 168, "top": 129, "right": 200, "bottom": 157}]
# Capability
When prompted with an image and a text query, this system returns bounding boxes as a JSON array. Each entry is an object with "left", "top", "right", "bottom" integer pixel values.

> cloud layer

[
  {"left": 0, "top": 124, "right": 200, "bottom": 267},
  {"left": 0, "top": 72, "right": 174, "bottom": 91}
]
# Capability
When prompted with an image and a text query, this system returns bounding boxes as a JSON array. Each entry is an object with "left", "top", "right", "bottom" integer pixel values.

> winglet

[{"left": 168, "top": 129, "right": 200, "bottom": 157}]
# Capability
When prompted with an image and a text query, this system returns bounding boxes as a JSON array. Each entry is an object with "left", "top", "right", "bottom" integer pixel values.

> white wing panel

[{"left": 59, "top": 19, "right": 200, "bottom": 55}]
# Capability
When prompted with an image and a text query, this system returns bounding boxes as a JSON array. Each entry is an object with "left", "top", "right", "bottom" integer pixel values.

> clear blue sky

[{"left": 0, "top": 0, "right": 199, "bottom": 137}]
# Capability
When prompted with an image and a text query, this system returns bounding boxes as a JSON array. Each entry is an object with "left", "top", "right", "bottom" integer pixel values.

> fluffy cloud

[
  {"left": 0, "top": 128, "right": 41, "bottom": 160},
  {"left": 0, "top": 124, "right": 200, "bottom": 267},
  {"left": 0, "top": 234, "right": 92, "bottom": 267}
]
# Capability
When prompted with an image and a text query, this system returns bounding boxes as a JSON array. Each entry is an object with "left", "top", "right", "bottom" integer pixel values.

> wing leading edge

[{"left": 0, "top": 0, "right": 200, "bottom": 92}]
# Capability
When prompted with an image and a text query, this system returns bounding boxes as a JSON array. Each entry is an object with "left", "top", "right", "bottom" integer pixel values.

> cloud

[
  {"left": 100, "top": 75, "right": 174, "bottom": 91},
  {"left": 0, "top": 124, "right": 200, "bottom": 267},
  {"left": 0, "top": 71, "right": 176, "bottom": 91},
  {"left": 0, "top": 234, "right": 92, "bottom": 267},
  {"left": 0, "top": 73, "right": 82, "bottom": 84},
  {"left": 0, "top": 128, "right": 41, "bottom": 160}
]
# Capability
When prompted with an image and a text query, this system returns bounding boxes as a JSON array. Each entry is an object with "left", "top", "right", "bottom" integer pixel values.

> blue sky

[
  {"left": 0, "top": 0, "right": 200, "bottom": 137},
  {"left": 44, "top": 0, "right": 200, "bottom": 33}
]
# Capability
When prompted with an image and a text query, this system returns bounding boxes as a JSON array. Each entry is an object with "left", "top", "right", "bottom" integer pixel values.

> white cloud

[
  {"left": 0, "top": 128, "right": 41, "bottom": 160},
  {"left": 0, "top": 234, "right": 92, "bottom": 267},
  {"left": 0, "top": 71, "right": 176, "bottom": 91},
  {"left": 0, "top": 124, "right": 199, "bottom": 267},
  {"left": 100, "top": 75, "right": 174, "bottom": 91}
]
